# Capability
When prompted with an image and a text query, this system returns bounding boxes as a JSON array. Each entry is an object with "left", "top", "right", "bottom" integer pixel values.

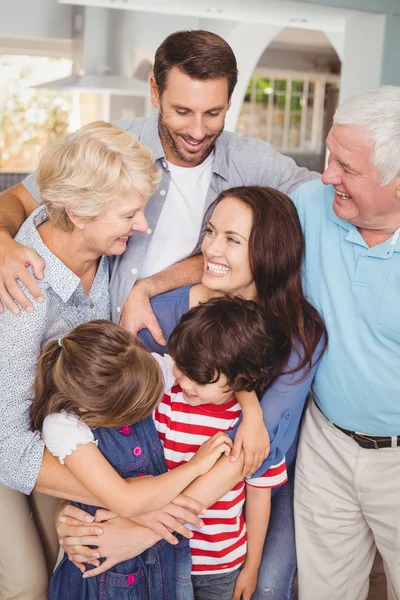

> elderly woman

[{"left": 0, "top": 121, "right": 160, "bottom": 599}]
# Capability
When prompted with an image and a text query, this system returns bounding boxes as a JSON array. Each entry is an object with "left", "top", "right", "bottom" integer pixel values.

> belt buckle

[{"left": 354, "top": 432, "right": 379, "bottom": 449}]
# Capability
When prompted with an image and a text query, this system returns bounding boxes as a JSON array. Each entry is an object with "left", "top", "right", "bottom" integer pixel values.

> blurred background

[{"left": 1, "top": 0, "right": 399, "bottom": 191}]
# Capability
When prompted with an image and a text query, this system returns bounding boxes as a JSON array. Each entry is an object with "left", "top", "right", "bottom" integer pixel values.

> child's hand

[
  {"left": 232, "top": 563, "right": 258, "bottom": 600},
  {"left": 190, "top": 432, "right": 233, "bottom": 476},
  {"left": 231, "top": 412, "right": 270, "bottom": 478}
]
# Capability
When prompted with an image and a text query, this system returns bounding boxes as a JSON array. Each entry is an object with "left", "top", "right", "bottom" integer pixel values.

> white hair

[{"left": 333, "top": 85, "right": 400, "bottom": 185}]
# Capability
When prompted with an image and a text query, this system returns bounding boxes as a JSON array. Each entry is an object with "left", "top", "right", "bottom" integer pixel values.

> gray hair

[{"left": 333, "top": 85, "right": 400, "bottom": 185}]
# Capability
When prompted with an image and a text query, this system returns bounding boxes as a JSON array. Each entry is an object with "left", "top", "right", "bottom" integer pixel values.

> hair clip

[{"left": 58, "top": 337, "right": 63, "bottom": 347}]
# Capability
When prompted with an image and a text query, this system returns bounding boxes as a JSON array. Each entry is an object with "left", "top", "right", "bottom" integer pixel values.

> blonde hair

[
  {"left": 30, "top": 320, "right": 164, "bottom": 430},
  {"left": 36, "top": 121, "right": 161, "bottom": 232}
]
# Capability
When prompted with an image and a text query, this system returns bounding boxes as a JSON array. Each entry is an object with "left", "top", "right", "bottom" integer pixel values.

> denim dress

[{"left": 49, "top": 415, "right": 194, "bottom": 600}]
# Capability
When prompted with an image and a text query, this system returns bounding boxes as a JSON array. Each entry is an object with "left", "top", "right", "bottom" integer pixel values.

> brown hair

[
  {"left": 211, "top": 186, "right": 327, "bottom": 387},
  {"left": 169, "top": 296, "right": 273, "bottom": 395},
  {"left": 154, "top": 30, "right": 238, "bottom": 99},
  {"left": 30, "top": 320, "right": 163, "bottom": 431}
]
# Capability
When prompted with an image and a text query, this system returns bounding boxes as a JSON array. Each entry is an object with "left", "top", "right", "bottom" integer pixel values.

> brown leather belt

[{"left": 315, "top": 401, "right": 400, "bottom": 449}]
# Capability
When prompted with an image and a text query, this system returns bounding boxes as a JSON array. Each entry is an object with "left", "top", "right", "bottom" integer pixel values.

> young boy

[{"left": 153, "top": 296, "right": 288, "bottom": 600}]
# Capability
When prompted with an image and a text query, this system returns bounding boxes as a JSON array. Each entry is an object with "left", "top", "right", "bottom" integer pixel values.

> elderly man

[{"left": 291, "top": 85, "right": 400, "bottom": 600}]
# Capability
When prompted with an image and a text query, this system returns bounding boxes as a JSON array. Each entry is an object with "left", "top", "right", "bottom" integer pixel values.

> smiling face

[
  {"left": 201, "top": 196, "right": 257, "bottom": 299},
  {"left": 172, "top": 363, "right": 233, "bottom": 406},
  {"left": 150, "top": 67, "right": 231, "bottom": 167},
  {"left": 322, "top": 124, "right": 400, "bottom": 231},
  {"left": 79, "top": 192, "right": 148, "bottom": 257}
]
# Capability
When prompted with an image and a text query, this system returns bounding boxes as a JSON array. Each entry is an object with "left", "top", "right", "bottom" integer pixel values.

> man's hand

[
  {"left": 119, "top": 280, "right": 166, "bottom": 345},
  {"left": 0, "top": 233, "right": 44, "bottom": 314},
  {"left": 56, "top": 504, "right": 158, "bottom": 577},
  {"left": 132, "top": 493, "right": 206, "bottom": 545}
]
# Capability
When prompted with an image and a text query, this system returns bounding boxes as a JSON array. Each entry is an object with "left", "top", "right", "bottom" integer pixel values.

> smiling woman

[{"left": 0, "top": 121, "right": 160, "bottom": 599}]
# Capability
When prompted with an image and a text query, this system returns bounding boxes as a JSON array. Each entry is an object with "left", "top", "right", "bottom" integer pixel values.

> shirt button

[
  {"left": 160, "top": 189, "right": 166, "bottom": 196},
  {"left": 121, "top": 426, "right": 131, "bottom": 435},
  {"left": 116, "top": 306, "right": 121, "bottom": 313},
  {"left": 90, "top": 303, "right": 94, "bottom": 310},
  {"left": 133, "top": 446, "right": 142, "bottom": 457},
  {"left": 146, "top": 228, "right": 152, "bottom": 235},
  {"left": 162, "top": 161, "right": 167, "bottom": 169},
  {"left": 131, "top": 268, "right": 138, "bottom": 275},
  {"left": 127, "top": 574, "right": 136, "bottom": 585}
]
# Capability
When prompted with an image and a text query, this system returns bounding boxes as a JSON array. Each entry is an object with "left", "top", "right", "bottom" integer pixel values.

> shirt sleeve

[
  {"left": 0, "top": 297, "right": 48, "bottom": 494},
  {"left": 21, "top": 171, "right": 41, "bottom": 203},
  {"left": 151, "top": 353, "right": 175, "bottom": 394},
  {"left": 42, "top": 413, "right": 97, "bottom": 464},
  {"left": 228, "top": 336, "right": 325, "bottom": 478},
  {"left": 246, "top": 457, "right": 288, "bottom": 489}
]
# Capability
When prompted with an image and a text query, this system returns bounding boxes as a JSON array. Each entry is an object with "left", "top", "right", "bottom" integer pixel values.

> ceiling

[{"left": 58, "top": 0, "right": 374, "bottom": 33}]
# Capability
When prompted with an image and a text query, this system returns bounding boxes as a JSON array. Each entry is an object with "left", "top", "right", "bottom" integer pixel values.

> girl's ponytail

[{"left": 30, "top": 340, "right": 62, "bottom": 431}]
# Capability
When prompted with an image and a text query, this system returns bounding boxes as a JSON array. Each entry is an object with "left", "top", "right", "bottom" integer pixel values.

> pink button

[
  {"left": 121, "top": 426, "right": 131, "bottom": 435},
  {"left": 133, "top": 446, "right": 142, "bottom": 457},
  {"left": 138, "top": 473, "right": 145, "bottom": 477},
  {"left": 127, "top": 574, "right": 136, "bottom": 585}
]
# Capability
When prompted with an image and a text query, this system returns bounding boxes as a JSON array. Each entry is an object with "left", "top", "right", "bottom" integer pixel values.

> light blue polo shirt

[{"left": 291, "top": 179, "right": 400, "bottom": 435}]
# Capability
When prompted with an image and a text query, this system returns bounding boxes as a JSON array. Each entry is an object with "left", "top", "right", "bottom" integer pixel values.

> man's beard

[{"left": 158, "top": 108, "right": 223, "bottom": 166}]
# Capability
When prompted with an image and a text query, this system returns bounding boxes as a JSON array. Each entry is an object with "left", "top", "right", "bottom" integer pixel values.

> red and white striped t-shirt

[{"left": 152, "top": 355, "right": 288, "bottom": 575}]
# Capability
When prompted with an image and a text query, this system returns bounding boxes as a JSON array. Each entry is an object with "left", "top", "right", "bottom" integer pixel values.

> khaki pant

[
  {"left": 0, "top": 485, "right": 60, "bottom": 600},
  {"left": 294, "top": 400, "right": 400, "bottom": 600}
]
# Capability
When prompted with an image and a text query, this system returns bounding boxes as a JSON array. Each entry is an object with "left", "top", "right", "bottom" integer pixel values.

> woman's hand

[
  {"left": 57, "top": 504, "right": 158, "bottom": 577},
  {"left": 231, "top": 391, "right": 270, "bottom": 478},
  {"left": 190, "top": 431, "right": 233, "bottom": 476},
  {"left": 132, "top": 493, "right": 205, "bottom": 544}
]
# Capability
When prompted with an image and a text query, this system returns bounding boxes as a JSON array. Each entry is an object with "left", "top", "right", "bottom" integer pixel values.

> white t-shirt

[{"left": 139, "top": 152, "right": 214, "bottom": 278}]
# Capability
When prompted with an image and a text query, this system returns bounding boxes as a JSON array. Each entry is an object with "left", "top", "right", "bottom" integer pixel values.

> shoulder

[
  {"left": 217, "top": 131, "right": 276, "bottom": 157},
  {"left": 112, "top": 117, "right": 149, "bottom": 137},
  {"left": 42, "top": 412, "right": 95, "bottom": 464},
  {"left": 290, "top": 179, "right": 332, "bottom": 210},
  {"left": 150, "top": 285, "right": 191, "bottom": 312}
]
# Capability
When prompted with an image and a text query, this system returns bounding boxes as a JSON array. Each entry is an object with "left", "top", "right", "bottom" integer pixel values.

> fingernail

[
  {"left": 85, "top": 515, "right": 94, "bottom": 522},
  {"left": 12, "top": 308, "right": 19, "bottom": 315},
  {"left": 59, "top": 516, "right": 67, "bottom": 523},
  {"left": 36, "top": 296, "right": 44, "bottom": 302},
  {"left": 95, "top": 528, "right": 103, "bottom": 534},
  {"left": 59, "top": 539, "right": 64, "bottom": 545},
  {"left": 82, "top": 573, "right": 88, "bottom": 579},
  {"left": 91, "top": 552, "right": 100, "bottom": 559},
  {"left": 188, "top": 532, "right": 193, "bottom": 538},
  {"left": 25, "top": 306, "right": 33, "bottom": 313},
  {"left": 198, "top": 521, "right": 204, "bottom": 528}
]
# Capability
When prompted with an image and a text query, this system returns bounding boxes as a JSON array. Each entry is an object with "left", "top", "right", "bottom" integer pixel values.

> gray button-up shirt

[
  {"left": 22, "top": 111, "right": 319, "bottom": 322},
  {"left": 0, "top": 206, "right": 110, "bottom": 494}
]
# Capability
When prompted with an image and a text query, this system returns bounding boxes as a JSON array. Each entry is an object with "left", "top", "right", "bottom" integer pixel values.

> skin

[
  {"left": 199, "top": 196, "right": 258, "bottom": 300},
  {"left": 323, "top": 124, "right": 400, "bottom": 247},
  {"left": 173, "top": 365, "right": 234, "bottom": 406},
  {"left": 150, "top": 67, "right": 231, "bottom": 167}
]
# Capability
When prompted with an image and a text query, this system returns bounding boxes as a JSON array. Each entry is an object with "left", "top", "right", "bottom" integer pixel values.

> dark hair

[
  {"left": 154, "top": 30, "right": 238, "bottom": 98},
  {"left": 169, "top": 296, "right": 273, "bottom": 395},
  {"left": 210, "top": 186, "right": 327, "bottom": 388},
  {"left": 30, "top": 320, "right": 163, "bottom": 431}
]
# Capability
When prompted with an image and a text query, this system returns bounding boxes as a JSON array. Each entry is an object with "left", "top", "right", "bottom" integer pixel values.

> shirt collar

[{"left": 28, "top": 206, "right": 107, "bottom": 303}]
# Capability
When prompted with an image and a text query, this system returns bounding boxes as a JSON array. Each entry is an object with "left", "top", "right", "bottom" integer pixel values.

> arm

[
  {"left": 233, "top": 486, "right": 271, "bottom": 600},
  {"left": 63, "top": 431, "right": 232, "bottom": 519},
  {"left": 229, "top": 338, "right": 325, "bottom": 477},
  {"left": 0, "top": 182, "right": 44, "bottom": 313},
  {"left": 231, "top": 390, "right": 270, "bottom": 478},
  {"left": 120, "top": 254, "right": 202, "bottom": 343}
]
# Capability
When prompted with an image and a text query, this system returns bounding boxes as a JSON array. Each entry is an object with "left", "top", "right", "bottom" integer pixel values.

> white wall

[{"left": 0, "top": 0, "right": 72, "bottom": 39}]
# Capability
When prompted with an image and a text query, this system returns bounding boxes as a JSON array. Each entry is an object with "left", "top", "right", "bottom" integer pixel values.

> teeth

[
  {"left": 336, "top": 191, "right": 351, "bottom": 199},
  {"left": 207, "top": 262, "right": 230, "bottom": 274}
]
